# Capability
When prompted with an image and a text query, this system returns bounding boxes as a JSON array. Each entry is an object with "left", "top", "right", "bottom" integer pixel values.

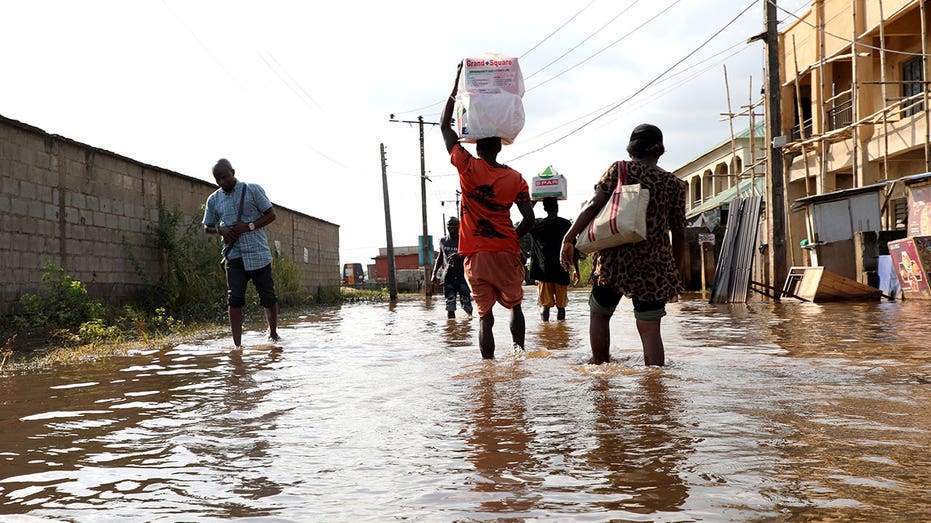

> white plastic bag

[{"left": 456, "top": 53, "right": 525, "bottom": 145}]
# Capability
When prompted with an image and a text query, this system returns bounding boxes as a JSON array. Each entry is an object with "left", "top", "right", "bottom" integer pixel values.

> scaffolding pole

[
  {"left": 879, "top": 0, "right": 890, "bottom": 182},
  {"left": 851, "top": 0, "right": 860, "bottom": 188},
  {"left": 817, "top": 0, "right": 827, "bottom": 194},
  {"left": 724, "top": 65, "right": 739, "bottom": 189},
  {"left": 792, "top": 35, "right": 813, "bottom": 197},
  {"left": 922, "top": 0, "right": 931, "bottom": 172}
]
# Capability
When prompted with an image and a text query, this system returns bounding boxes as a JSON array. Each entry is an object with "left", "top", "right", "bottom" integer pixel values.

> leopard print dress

[{"left": 590, "top": 160, "right": 687, "bottom": 301}]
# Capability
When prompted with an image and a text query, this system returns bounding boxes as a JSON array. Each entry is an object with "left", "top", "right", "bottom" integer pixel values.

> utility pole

[
  {"left": 389, "top": 114, "right": 439, "bottom": 295},
  {"left": 763, "top": 0, "right": 787, "bottom": 298},
  {"left": 439, "top": 190, "right": 461, "bottom": 231},
  {"left": 380, "top": 143, "right": 397, "bottom": 302}
]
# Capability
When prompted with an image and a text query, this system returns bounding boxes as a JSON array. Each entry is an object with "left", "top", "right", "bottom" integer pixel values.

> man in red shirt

[{"left": 440, "top": 63, "right": 535, "bottom": 359}]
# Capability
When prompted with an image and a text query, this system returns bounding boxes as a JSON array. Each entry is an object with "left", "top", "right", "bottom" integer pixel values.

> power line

[
  {"left": 516, "top": 37, "right": 752, "bottom": 147},
  {"left": 770, "top": 0, "right": 930, "bottom": 57},
  {"left": 525, "top": 0, "right": 643, "bottom": 80},
  {"left": 595, "top": 45, "right": 755, "bottom": 130},
  {"left": 508, "top": 0, "right": 757, "bottom": 162},
  {"left": 259, "top": 51, "right": 324, "bottom": 111},
  {"left": 526, "top": 0, "right": 683, "bottom": 93},
  {"left": 519, "top": 0, "right": 597, "bottom": 58},
  {"left": 160, "top": 1, "right": 351, "bottom": 170}
]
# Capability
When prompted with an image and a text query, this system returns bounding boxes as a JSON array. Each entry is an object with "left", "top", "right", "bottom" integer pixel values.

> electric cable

[
  {"left": 518, "top": 37, "right": 751, "bottom": 145},
  {"left": 525, "top": 0, "right": 643, "bottom": 80},
  {"left": 520, "top": 0, "right": 597, "bottom": 58},
  {"left": 770, "top": 0, "right": 930, "bottom": 57},
  {"left": 526, "top": 0, "right": 683, "bottom": 93},
  {"left": 507, "top": 0, "right": 758, "bottom": 162}
]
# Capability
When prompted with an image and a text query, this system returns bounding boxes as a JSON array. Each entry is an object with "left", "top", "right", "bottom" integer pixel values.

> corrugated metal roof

[{"left": 687, "top": 176, "right": 767, "bottom": 218}]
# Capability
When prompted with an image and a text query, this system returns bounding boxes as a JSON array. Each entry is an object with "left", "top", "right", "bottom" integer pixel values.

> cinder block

[
  {"left": 3, "top": 176, "right": 19, "bottom": 196},
  {"left": 100, "top": 198, "right": 111, "bottom": 213},
  {"left": 27, "top": 202, "right": 44, "bottom": 219},
  {"left": 36, "top": 185, "right": 55, "bottom": 203},
  {"left": 13, "top": 162, "right": 29, "bottom": 180},
  {"left": 86, "top": 195, "right": 99, "bottom": 211},
  {"left": 0, "top": 195, "right": 9, "bottom": 213},
  {"left": 65, "top": 206, "right": 79, "bottom": 223},
  {"left": 1, "top": 141, "right": 18, "bottom": 160},
  {"left": 41, "top": 220, "right": 58, "bottom": 236},
  {"left": 94, "top": 211, "right": 106, "bottom": 227},
  {"left": 45, "top": 203, "right": 58, "bottom": 221},
  {"left": 72, "top": 193, "right": 86, "bottom": 208},
  {"left": 106, "top": 214, "right": 118, "bottom": 229},
  {"left": 112, "top": 199, "right": 123, "bottom": 215},
  {"left": 33, "top": 149, "right": 51, "bottom": 170}
]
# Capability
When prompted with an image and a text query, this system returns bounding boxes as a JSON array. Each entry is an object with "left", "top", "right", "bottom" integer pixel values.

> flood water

[{"left": 1, "top": 287, "right": 930, "bottom": 522}]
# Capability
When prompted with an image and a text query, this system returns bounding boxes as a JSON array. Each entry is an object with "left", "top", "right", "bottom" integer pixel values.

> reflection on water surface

[{"left": 1, "top": 290, "right": 929, "bottom": 521}]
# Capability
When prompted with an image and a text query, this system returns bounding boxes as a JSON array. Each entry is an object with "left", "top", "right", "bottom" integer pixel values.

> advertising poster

[
  {"left": 888, "top": 238, "right": 931, "bottom": 299},
  {"left": 907, "top": 184, "right": 931, "bottom": 237}
]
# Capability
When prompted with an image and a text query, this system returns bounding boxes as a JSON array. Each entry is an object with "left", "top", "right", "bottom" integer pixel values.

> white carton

[
  {"left": 531, "top": 165, "right": 568, "bottom": 200},
  {"left": 455, "top": 53, "right": 525, "bottom": 145}
]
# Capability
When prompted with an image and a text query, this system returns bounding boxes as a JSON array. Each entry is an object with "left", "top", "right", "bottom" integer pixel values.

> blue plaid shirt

[{"left": 203, "top": 181, "right": 273, "bottom": 271}]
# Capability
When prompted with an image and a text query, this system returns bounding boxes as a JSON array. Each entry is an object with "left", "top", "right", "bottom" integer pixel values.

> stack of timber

[
  {"left": 709, "top": 196, "right": 763, "bottom": 304},
  {"left": 782, "top": 266, "right": 882, "bottom": 302}
]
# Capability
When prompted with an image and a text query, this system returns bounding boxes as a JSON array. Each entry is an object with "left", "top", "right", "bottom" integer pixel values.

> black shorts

[
  {"left": 589, "top": 284, "right": 666, "bottom": 321},
  {"left": 225, "top": 258, "right": 277, "bottom": 308}
]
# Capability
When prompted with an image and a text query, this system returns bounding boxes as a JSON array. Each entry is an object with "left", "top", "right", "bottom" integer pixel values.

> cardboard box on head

[
  {"left": 531, "top": 165, "right": 568, "bottom": 200},
  {"left": 455, "top": 53, "right": 525, "bottom": 145}
]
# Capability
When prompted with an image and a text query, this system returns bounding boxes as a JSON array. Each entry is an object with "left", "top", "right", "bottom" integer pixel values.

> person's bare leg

[
  {"left": 479, "top": 313, "right": 495, "bottom": 359},
  {"left": 510, "top": 304, "right": 525, "bottom": 349},
  {"left": 229, "top": 306, "right": 243, "bottom": 347},
  {"left": 589, "top": 311, "right": 612, "bottom": 364},
  {"left": 637, "top": 318, "right": 665, "bottom": 366},
  {"left": 265, "top": 303, "right": 279, "bottom": 341}
]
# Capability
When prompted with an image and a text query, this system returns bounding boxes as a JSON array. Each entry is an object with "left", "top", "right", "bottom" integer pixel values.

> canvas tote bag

[{"left": 575, "top": 161, "right": 649, "bottom": 254}]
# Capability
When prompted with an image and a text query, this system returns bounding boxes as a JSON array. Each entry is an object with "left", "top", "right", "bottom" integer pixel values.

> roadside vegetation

[{"left": 0, "top": 202, "right": 381, "bottom": 368}]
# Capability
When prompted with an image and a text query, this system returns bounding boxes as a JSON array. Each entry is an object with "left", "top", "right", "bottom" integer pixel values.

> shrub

[
  {"left": 13, "top": 262, "right": 106, "bottom": 337},
  {"left": 127, "top": 201, "right": 227, "bottom": 322}
]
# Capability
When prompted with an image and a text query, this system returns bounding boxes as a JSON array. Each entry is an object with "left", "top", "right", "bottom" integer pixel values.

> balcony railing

[
  {"left": 790, "top": 118, "right": 813, "bottom": 141},
  {"left": 828, "top": 97, "right": 853, "bottom": 130}
]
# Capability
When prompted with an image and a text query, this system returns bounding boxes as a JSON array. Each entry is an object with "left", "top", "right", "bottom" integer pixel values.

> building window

[
  {"left": 903, "top": 57, "right": 924, "bottom": 118},
  {"left": 691, "top": 178, "right": 702, "bottom": 209}
]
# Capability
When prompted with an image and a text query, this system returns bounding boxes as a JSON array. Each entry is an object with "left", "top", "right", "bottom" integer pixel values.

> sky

[{"left": 2, "top": 0, "right": 812, "bottom": 267}]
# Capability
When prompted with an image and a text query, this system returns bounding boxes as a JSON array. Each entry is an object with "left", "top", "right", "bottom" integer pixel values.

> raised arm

[{"left": 440, "top": 62, "right": 463, "bottom": 154}]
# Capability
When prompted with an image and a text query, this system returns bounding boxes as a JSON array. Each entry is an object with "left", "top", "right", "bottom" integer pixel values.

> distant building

[
  {"left": 672, "top": 125, "right": 767, "bottom": 291},
  {"left": 371, "top": 246, "right": 425, "bottom": 290},
  {"left": 673, "top": 123, "right": 766, "bottom": 224}
]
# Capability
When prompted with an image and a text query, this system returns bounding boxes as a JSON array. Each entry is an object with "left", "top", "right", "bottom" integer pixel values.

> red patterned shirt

[{"left": 450, "top": 144, "right": 530, "bottom": 256}]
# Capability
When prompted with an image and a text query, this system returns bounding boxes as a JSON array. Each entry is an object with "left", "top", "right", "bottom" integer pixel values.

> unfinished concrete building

[{"left": 778, "top": 0, "right": 930, "bottom": 281}]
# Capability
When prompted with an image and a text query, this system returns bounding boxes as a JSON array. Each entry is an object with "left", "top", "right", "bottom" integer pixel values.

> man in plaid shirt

[{"left": 203, "top": 158, "right": 281, "bottom": 348}]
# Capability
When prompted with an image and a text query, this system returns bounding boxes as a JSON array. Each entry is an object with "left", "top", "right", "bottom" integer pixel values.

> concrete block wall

[{"left": 0, "top": 115, "right": 339, "bottom": 314}]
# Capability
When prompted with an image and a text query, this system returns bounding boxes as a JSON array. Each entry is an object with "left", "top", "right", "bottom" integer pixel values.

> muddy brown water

[{"left": 1, "top": 288, "right": 929, "bottom": 522}]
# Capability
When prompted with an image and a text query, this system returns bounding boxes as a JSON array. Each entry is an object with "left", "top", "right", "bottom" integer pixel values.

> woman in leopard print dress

[{"left": 560, "top": 124, "right": 687, "bottom": 365}]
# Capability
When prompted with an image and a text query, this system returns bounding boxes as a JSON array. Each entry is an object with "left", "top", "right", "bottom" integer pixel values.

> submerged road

[{"left": 1, "top": 288, "right": 930, "bottom": 521}]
